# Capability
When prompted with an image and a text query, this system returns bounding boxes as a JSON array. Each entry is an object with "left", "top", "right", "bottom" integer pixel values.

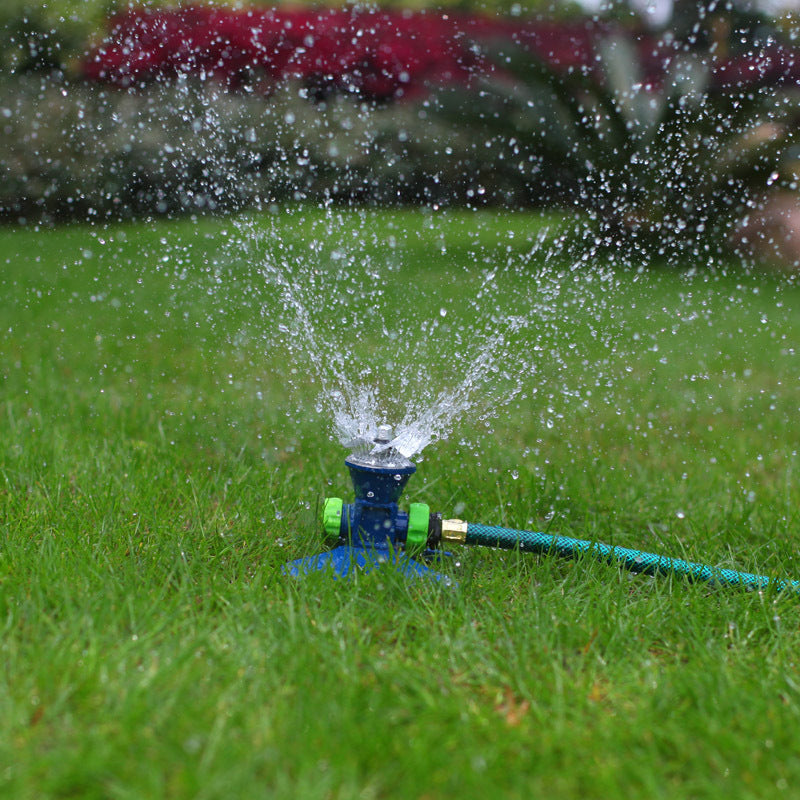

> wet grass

[{"left": 3, "top": 209, "right": 800, "bottom": 798}]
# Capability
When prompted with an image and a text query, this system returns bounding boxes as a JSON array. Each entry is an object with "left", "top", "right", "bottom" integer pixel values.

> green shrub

[
  {"left": 0, "top": 75, "right": 525, "bottom": 222},
  {"left": 0, "top": 0, "right": 114, "bottom": 75}
]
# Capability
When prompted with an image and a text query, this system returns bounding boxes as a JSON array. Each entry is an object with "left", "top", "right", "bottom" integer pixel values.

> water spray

[{"left": 286, "top": 429, "right": 800, "bottom": 593}]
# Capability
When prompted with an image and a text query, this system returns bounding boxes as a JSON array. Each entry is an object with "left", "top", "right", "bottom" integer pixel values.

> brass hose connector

[{"left": 441, "top": 519, "right": 468, "bottom": 544}]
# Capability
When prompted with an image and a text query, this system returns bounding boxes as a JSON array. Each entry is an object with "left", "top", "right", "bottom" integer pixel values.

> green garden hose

[{"left": 441, "top": 521, "right": 800, "bottom": 593}]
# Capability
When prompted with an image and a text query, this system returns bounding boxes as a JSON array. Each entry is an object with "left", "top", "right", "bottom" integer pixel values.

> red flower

[{"left": 83, "top": 7, "right": 799, "bottom": 100}]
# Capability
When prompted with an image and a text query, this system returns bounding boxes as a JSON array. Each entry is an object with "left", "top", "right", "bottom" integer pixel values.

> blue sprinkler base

[{"left": 284, "top": 545, "right": 451, "bottom": 582}]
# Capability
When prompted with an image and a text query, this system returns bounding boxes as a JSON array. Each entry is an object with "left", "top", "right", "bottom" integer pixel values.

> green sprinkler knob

[
  {"left": 406, "top": 502, "right": 430, "bottom": 551},
  {"left": 322, "top": 497, "right": 344, "bottom": 540}
]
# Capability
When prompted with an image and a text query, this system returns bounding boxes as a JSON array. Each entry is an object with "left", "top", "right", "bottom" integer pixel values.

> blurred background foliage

[
  {"left": 0, "top": 0, "right": 111, "bottom": 75},
  {"left": 2, "top": 0, "right": 795, "bottom": 77},
  {"left": 0, "top": 0, "right": 571, "bottom": 78},
  {"left": 0, "top": 1, "right": 798, "bottom": 264}
]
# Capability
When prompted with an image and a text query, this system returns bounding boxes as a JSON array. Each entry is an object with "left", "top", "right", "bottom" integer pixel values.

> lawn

[{"left": 2, "top": 208, "right": 800, "bottom": 798}]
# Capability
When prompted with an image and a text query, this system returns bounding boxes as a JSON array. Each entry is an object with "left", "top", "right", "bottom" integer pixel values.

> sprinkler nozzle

[{"left": 375, "top": 424, "right": 393, "bottom": 444}]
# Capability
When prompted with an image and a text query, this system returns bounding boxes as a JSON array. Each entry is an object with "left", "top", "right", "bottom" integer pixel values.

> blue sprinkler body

[
  {"left": 337, "top": 455, "right": 415, "bottom": 548},
  {"left": 284, "top": 429, "right": 448, "bottom": 581}
]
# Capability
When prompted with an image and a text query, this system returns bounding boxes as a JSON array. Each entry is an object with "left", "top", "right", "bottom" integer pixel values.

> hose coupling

[{"left": 441, "top": 519, "right": 468, "bottom": 544}]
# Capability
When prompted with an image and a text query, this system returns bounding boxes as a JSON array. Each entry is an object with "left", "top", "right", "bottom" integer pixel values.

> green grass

[{"left": 3, "top": 209, "right": 800, "bottom": 799}]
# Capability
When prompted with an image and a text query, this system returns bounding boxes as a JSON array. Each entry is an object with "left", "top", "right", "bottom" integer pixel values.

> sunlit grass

[{"left": 2, "top": 210, "right": 800, "bottom": 798}]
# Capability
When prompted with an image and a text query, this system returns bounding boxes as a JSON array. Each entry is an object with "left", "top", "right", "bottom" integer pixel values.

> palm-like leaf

[{"left": 437, "top": 36, "right": 800, "bottom": 264}]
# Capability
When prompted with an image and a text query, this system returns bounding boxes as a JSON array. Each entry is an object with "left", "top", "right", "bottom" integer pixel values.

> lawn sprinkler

[
  {"left": 286, "top": 427, "right": 800, "bottom": 593},
  {"left": 285, "top": 425, "right": 450, "bottom": 581}
]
